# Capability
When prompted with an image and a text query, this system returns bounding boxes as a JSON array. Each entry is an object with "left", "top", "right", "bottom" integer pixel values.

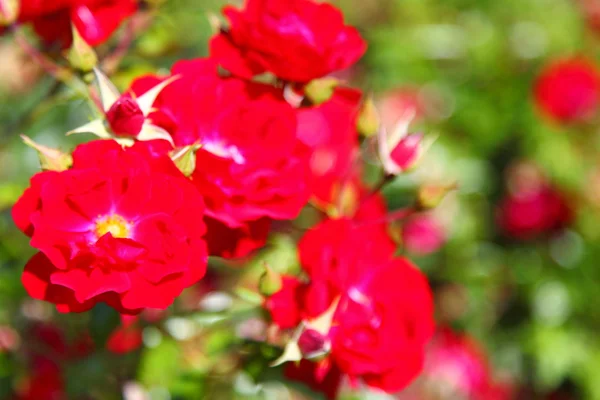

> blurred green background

[{"left": 2, "top": 0, "right": 600, "bottom": 398}]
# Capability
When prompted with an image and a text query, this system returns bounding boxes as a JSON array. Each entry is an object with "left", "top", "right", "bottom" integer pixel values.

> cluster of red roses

[{"left": 11, "top": 0, "right": 437, "bottom": 397}]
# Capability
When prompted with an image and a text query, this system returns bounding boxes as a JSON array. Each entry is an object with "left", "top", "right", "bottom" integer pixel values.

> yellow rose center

[{"left": 95, "top": 214, "right": 131, "bottom": 239}]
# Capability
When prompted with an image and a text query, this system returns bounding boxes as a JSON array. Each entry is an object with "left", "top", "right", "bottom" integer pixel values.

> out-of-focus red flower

[
  {"left": 210, "top": 0, "right": 367, "bottom": 83},
  {"left": 497, "top": 183, "right": 572, "bottom": 240},
  {"left": 580, "top": 0, "right": 600, "bottom": 37},
  {"left": 106, "top": 97, "right": 145, "bottom": 137},
  {"left": 297, "top": 87, "right": 362, "bottom": 206},
  {"left": 130, "top": 58, "right": 311, "bottom": 258},
  {"left": 0, "top": 325, "right": 19, "bottom": 352},
  {"left": 106, "top": 316, "right": 143, "bottom": 354},
  {"left": 534, "top": 57, "right": 600, "bottom": 123},
  {"left": 12, "top": 140, "right": 208, "bottom": 314},
  {"left": 402, "top": 214, "right": 446, "bottom": 255},
  {"left": 15, "top": 0, "right": 137, "bottom": 48},
  {"left": 16, "top": 364, "right": 64, "bottom": 400},
  {"left": 399, "top": 327, "right": 514, "bottom": 400},
  {"left": 16, "top": 322, "right": 96, "bottom": 400}
]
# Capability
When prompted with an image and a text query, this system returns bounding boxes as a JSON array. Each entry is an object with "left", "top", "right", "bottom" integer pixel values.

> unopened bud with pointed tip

[
  {"left": 357, "top": 97, "right": 380, "bottom": 137},
  {"left": 298, "top": 329, "right": 329, "bottom": 359},
  {"left": 68, "top": 25, "right": 97, "bottom": 72},
  {"left": 378, "top": 110, "right": 434, "bottom": 175},
  {"left": 417, "top": 183, "right": 457, "bottom": 210},
  {"left": 106, "top": 97, "right": 145, "bottom": 137},
  {"left": 389, "top": 132, "right": 424, "bottom": 170},
  {"left": 21, "top": 135, "right": 73, "bottom": 172},
  {"left": 0, "top": 0, "right": 18, "bottom": 26},
  {"left": 304, "top": 78, "right": 340, "bottom": 105},
  {"left": 259, "top": 265, "right": 283, "bottom": 296}
]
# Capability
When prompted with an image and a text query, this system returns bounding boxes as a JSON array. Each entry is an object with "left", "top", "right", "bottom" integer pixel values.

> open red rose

[
  {"left": 266, "top": 212, "right": 434, "bottom": 395},
  {"left": 299, "top": 217, "right": 396, "bottom": 297},
  {"left": 130, "top": 58, "right": 311, "bottom": 257},
  {"left": 15, "top": 0, "right": 137, "bottom": 47},
  {"left": 268, "top": 257, "right": 435, "bottom": 394},
  {"left": 534, "top": 57, "right": 600, "bottom": 123},
  {"left": 210, "top": 0, "right": 367, "bottom": 83},
  {"left": 327, "top": 258, "right": 434, "bottom": 393},
  {"left": 12, "top": 140, "right": 208, "bottom": 314},
  {"left": 297, "top": 87, "right": 362, "bottom": 206}
]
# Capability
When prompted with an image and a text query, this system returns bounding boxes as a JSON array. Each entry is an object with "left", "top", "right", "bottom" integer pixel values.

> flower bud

[
  {"left": 389, "top": 133, "right": 424, "bottom": 170},
  {"left": 378, "top": 110, "right": 434, "bottom": 175},
  {"left": 67, "top": 25, "right": 98, "bottom": 72},
  {"left": 298, "top": 328, "right": 329, "bottom": 359},
  {"left": 357, "top": 97, "right": 379, "bottom": 137},
  {"left": 106, "top": 97, "right": 145, "bottom": 137},
  {"left": 21, "top": 135, "right": 73, "bottom": 172},
  {"left": 304, "top": 78, "right": 340, "bottom": 105},
  {"left": 259, "top": 265, "right": 283, "bottom": 296},
  {"left": 417, "top": 183, "right": 456, "bottom": 210},
  {"left": 0, "top": 0, "right": 18, "bottom": 26}
]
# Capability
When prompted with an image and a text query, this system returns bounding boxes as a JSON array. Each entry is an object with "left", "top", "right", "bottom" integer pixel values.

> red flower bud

[
  {"left": 389, "top": 133, "right": 424, "bottom": 171},
  {"left": 106, "top": 97, "right": 145, "bottom": 137},
  {"left": 298, "top": 329, "right": 329, "bottom": 358},
  {"left": 378, "top": 110, "right": 433, "bottom": 175}
]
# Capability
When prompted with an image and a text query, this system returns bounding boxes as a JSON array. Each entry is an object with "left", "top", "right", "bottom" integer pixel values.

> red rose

[
  {"left": 534, "top": 57, "right": 600, "bottom": 123},
  {"left": 398, "top": 328, "right": 514, "bottom": 400},
  {"left": 13, "top": 140, "right": 208, "bottom": 314},
  {"left": 497, "top": 184, "right": 572, "bottom": 239},
  {"left": 266, "top": 214, "right": 434, "bottom": 394},
  {"left": 130, "top": 59, "right": 311, "bottom": 255},
  {"left": 106, "top": 96, "right": 145, "bottom": 137},
  {"left": 328, "top": 258, "right": 435, "bottom": 393},
  {"left": 299, "top": 218, "right": 396, "bottom": 297},
  {"left": 16, "top": 0, "right": 137, "bottom": 47},
  {"left": 210, "top": 0, "right": 367, "bottom": 83},
  {"left": 297, "top": 87, "right": 362, "bottom": 206}
]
